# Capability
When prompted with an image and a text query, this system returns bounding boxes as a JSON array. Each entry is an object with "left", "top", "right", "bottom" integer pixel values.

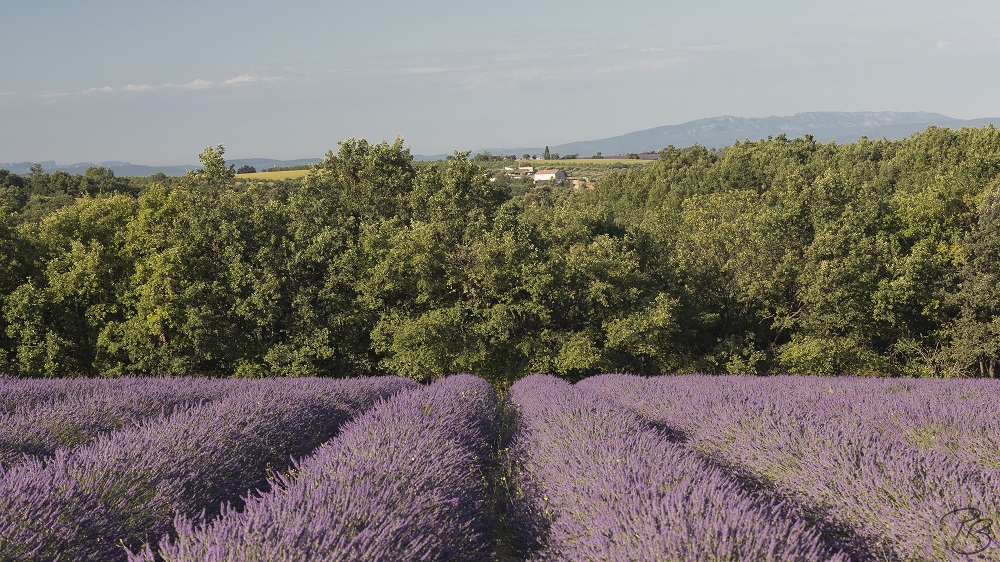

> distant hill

[
  {"left": 480, "top": 111, "right": 1000, "bottom": 157},
  {"left": 6, "top": 112, "right": 1000, "bottom": 174},
  {"left": 0, "top": 158, "right": 322, "bottom": 177}
]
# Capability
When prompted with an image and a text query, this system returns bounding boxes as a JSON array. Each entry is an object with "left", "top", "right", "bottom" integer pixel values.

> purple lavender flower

[
  {"left": 0, "top": 376, "right": 415, "bottom": 562},
  {"left": 0, "top": 377, "right": 236, "bottom": 467},
  {"left": 589, "top": 374, "right": 1000, "bottom": 560},
  {"left": 0, "top": 376, "right": 111, "bottom": 413},
  {"left": 505, "top": 374, "right": 848, "bottom": 561},
  {"left": 136, "top": 374, "right": 497, "bottom": 562}
]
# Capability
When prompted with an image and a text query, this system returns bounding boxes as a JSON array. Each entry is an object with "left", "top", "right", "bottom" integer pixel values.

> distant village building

[
  {"left": 504, "top": 166, "right": 536, "bottom": 180},
  {"left": 533, "top": 168, "right": 567, "bottom": 186}
]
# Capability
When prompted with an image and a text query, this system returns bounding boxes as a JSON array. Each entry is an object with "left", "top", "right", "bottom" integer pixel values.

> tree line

[{"left": 1, "top": 128, "right": 999, "bottom": 383}]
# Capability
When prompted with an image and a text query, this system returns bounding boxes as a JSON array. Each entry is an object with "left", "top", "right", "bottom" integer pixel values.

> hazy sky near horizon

[{"left": 3, "top": 0, "right": 1000, "bottom": 164}]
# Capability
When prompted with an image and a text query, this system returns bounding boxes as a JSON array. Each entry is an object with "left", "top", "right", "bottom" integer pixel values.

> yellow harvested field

[
  {"left": 514, "top": 158, "right": 656, "bottom": 165},
  {"left": 236, "top": 169, "right": 311, "bottom": 180}
]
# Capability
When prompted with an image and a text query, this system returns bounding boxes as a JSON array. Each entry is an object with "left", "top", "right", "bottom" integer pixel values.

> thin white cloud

[
  {"left": 403, "top": 66, "right": 447, "bottom": 75},
  {"left": 34, "top": 73, "right": 283, "bottom": 101},
  {"left": 225, "top": 74, "right": 256, "bottom": 84},
  {"left": 38, "top": 91, "right": 70, "bottom": 106},
  {"left": 688, "top": 43, "right": 752, "bottom": 53},
  {"left": 79, "top": 86, "right": 114, "bottom": 95},
  {"left": 402, "top": 65, "right": 477, "bottom": 75},
  {"left": 587, "top": 55, "right": 687, "bottom": 77},
  {"left": 317, "top": 39, "right": 757, "bottom": 97},
  {"left": 378, "top": 45, "right": 697, "bottom": 93},
  {"left": 173, "top": 79, "right": 215, "bottom": 90},
  {"left": 491, "top": 53, "right": 550, "bottom": 62},
  {"left": 224, "top": 73, "right": 280, "bottom": 85},
  {"left": 936, "top": 40, "right": 952, "bottom": 51}
]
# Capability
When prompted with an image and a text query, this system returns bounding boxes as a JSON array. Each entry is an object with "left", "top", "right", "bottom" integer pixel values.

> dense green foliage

[{"left": 2, "top": 128, "right": 1000, "bottom": 382}]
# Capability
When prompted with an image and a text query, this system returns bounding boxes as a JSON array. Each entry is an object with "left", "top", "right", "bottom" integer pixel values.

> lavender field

[{"left": 1, "top": 374, "right": 998, "bottom": 561}]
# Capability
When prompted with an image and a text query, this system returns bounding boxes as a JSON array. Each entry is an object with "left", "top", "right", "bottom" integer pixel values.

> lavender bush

[
  {"left": 0, "top": 377, "right": 236, "bottom": 467},
  {"left": 505, "top": 374, "right": 848, "bottom": 561},
  {"left": 588, "top": 374, "right": 1000, "bottom": 561},
  {"left": 0, "top": 376, "right": 415, "bottom": 562},
  {"left": 5, "top": 372, "right": 999, "bottom": 561},
  {"left": 0, "top": 376, "right": 109, "bottom": 413},
  {"left": 135, "top": 373, "right": 497, "bottom": 562}
]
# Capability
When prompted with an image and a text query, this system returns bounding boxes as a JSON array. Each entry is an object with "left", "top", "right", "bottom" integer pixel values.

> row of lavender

[
  {"left": 133, "top": 374, "right": 870, "bottom": 561},
  {"left": 133, "top": 373, "right": 498, "bottom": 561},
  {"left": 0, "top": 374, "right": 138, "bottom": 413},
  {"left": 0, "top": 376, "right": 417, "bottom": 561},
  {"left": 504, "top": 375, "right": 850, "bottom": 561},
  {"left": 581, "top": 374, "right": 1000, "bottom": 561},
  {"left": 0, "top": 377, "right": 239, "bottom": 468},
  {"left": 5, "top": 374, "right": 1000, "bottom": 560}
]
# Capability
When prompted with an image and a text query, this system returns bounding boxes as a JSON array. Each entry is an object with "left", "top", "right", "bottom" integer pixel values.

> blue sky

[{"left": 2, "top": 0, "right": 999, "bottom": 164}]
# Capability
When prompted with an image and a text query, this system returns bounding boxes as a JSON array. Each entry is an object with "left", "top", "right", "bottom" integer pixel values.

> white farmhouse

[{"left": 533, "top": 168, "right": 567, "bottom": 186}]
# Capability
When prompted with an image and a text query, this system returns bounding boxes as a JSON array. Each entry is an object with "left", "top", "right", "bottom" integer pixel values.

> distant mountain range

[
  {"left": 4, "top": 112, "right": 1000, "bottom": 176},
  {"left": 477, "top": 111, "right": 1000, "bottom": 158},
  {"left": 0, "top": 158, "right": 321, "bottom": 178}
]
